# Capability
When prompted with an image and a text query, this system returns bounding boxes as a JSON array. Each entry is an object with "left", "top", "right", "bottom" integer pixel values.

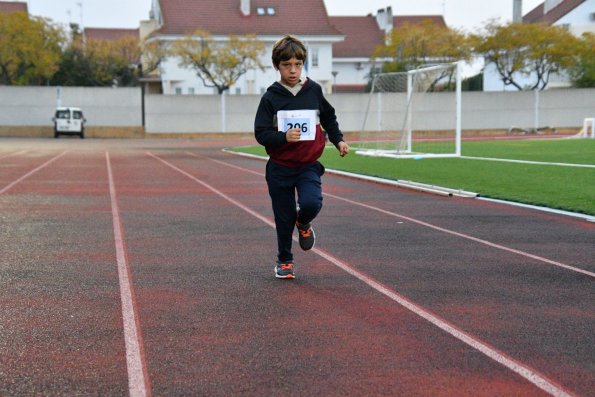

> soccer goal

[
  {"left": 355, "top": 62, "right": 462, "bottom": 159},
  {"left": 567, "top": 118, "right": 595, "bottom": 139},
  {"left": 577, "top": 118, "right": 594, "bottom": 139}
]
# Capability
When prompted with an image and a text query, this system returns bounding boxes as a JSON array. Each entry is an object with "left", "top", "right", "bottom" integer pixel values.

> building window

[
  {"left": 256, "top": 6, "right": 275, "bottom": 15},
  {"left": 188, "top": 87, "right": 195, "bottom": 95},
  {"left": 311, "top": 47, "right": 319, "bottom": 67},
  {"left": 175, "top": 87, "right": 182, "bottom": 95}
]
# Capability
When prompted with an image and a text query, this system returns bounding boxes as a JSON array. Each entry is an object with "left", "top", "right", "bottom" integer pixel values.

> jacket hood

[{"left": 267, "top": 78, "right": 315, "bottom": 97}]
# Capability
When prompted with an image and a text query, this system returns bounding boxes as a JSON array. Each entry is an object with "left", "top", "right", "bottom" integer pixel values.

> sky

[{"left": 26, "top": 0, "right": 544, "bottom": 32}]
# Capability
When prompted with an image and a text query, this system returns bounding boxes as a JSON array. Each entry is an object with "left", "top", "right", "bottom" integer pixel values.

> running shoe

[
  {"left": 296, "top": 222, "right": 315, "bottom": 251},
  {"left": 275, "top": 262, "right": 295, "bottom": 279}
]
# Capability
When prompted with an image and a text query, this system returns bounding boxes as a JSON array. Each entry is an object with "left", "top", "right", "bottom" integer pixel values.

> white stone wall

[
  {"left": 0, "top": 86, "right": 141, "bottom": 127},
  {"left": 1, "top": 86, "right": 593, "bottom": 133}
]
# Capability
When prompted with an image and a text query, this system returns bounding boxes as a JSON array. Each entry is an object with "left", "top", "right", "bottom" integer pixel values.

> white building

[
  {"left": 142, "top": 0, "right": 343, "bottom": 95},
  {"left": 483, "top": 0, "right": 595, "bottom": 91},
  {"left": 141, "top": 1, "right": 446, "bottom": 95}
]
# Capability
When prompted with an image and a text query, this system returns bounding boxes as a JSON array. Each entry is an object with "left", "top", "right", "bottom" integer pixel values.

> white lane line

[
  {"left": 149, "top": 152, "right": 272, "bottom": 226},
  {"left": 193, "top": 151, "right": 594, "bottom": 279},
  {"left": 150, "top": 151, "right": 577, "bottom": 397},
  {"left": 186, "top": 152, "right": 262, "bottom": 177},
  {"left": 106, "top": 152, "right": 152, "bottom": 397},
  {"left": 0, "top": 151, "right": 67, "bottom": 195},
  {"left": 461, "top": 156, "right": 595, "bottom": 169},
  {"left": 0, "top": 150, "right": 28, "bottom": 160},
  {"left": 312, "top": 247, "right": 576, "bottom": 397},
  {"left": 324, "top": 192, "right": 595, "bottom": 279}
]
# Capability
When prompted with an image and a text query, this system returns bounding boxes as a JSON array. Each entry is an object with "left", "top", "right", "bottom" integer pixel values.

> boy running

[{"left": 254, "top": 34, "right": 350, "bottom": 279}]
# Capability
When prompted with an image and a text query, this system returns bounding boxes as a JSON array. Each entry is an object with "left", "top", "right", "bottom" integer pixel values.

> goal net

[{"left": 355, "top": 62, "right": 462, "bottom": 158}]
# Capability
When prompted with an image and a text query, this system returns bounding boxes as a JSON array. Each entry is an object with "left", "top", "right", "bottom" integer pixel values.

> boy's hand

[
  {"left": 285, "top": 128, "right": 302, "bottom": 143},
  {"left": 337, "top": 141, "right": 350, "bottom": 157}
]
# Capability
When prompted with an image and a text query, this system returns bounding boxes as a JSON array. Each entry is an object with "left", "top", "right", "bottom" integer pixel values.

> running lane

[
  {"left": 183, "top": 144, "right": 594, "bottom": 396},
  {"left": 1, "top": 139, "right": 592, "bottom": 396},
  {"left": 112, "top": 143, "right": 590, "bottom": 397},
  {"left": 0, "top": 148, "right": 129, "bottom": 395}
]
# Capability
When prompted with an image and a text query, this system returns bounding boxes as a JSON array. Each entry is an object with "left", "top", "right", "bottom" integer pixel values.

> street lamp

[
  {"left": 77, "top": 2, "right": 83, "bottom": 28},
  {"left": 331, "top": 71, "right": 338, "bottom": 94}
]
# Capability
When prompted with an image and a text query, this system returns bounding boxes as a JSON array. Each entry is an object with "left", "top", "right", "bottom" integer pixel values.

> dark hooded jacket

[{"left": 254, "top": 78, "right": 344, "bottom": 167}]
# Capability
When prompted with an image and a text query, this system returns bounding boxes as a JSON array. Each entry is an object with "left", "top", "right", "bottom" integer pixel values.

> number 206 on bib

[{"left": 277, "top": 110, "right": 317, "bottom": 141}]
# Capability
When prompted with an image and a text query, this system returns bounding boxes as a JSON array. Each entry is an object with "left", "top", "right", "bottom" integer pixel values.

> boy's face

[{"left": 277, "top": 57, "right": 304, "bottom": 87}]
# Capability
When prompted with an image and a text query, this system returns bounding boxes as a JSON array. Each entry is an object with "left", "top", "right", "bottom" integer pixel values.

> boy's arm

[{"left": 254, "top": 97, "right": 286, "bottom": 148}]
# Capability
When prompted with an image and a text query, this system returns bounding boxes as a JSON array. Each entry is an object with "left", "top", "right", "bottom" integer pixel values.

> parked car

[{"left": 52, "top": 107, "right": 86, "bottom": 138}]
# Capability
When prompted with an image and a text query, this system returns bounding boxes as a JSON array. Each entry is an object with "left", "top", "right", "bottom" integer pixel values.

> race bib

[{"left": 277, "top": 109, "right": 317, "bottom": 141}]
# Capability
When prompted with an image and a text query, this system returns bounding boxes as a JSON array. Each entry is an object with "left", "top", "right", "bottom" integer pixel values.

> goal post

[
  {"left": 355, "top": 62, "right": 462, "bottom": 159},
  {"left": 568, "top": 118, "right": 595, "bottom": 139},
  {"left": 579, "top": 118, "right": 594, "bottom": 139}
]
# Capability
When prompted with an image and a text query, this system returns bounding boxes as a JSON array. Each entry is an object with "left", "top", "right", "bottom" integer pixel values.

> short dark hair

[{"left": 271, "top": 35, "right": 307, "bottom": 69}]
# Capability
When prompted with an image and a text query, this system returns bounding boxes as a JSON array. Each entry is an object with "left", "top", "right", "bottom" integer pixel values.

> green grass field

[{"left": 229, "top": 139, "right": 595, "bottom": 216}]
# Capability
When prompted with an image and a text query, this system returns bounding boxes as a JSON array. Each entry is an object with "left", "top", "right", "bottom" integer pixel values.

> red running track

[{"left": 0, "top": 138, "right": 593, "bottom": 396}]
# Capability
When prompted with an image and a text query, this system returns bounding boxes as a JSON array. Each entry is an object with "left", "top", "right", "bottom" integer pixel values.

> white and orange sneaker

[{"left": 274, "top": 261, "right": 295, "bottom": 279}]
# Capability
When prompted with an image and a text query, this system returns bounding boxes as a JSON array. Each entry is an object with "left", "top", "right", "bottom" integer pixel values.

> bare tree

[{"left": 172, "top": 30, "right": 265, "bottom": 94}]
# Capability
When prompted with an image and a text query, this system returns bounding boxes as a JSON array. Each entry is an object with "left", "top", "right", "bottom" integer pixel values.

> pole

[
  {"left": 141, "top": 85, "right": 145, "bottom": 128},
  {"left": 533, "top": 89, "right": 539, "bottom": 132},
  {"left": 406, "top": 71, "right": 413, "bottom": 152},
  {"left": 221, "top": 90, "right": 226, "bottom": 133},
  {"left": 331, "top": 71, "right": 338, "bottom": 94},
  {"left": 455, "top": 61, "right": 462, "bottom": 156},
  {"left": 377, "top": 92, "right": 382, "bottom": 132},
  {"left": 56, "top": 86, "right": 62, "bottom": 108}
]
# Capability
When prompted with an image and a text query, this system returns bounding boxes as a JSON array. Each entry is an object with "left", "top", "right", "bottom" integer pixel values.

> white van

[{"left": 53, "top": 107, "right": 86, "bottom": 138}]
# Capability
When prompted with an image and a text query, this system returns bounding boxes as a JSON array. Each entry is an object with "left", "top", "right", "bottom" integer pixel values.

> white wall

[
  {"left": 333, "top": 60, "right": 373, "bottom": 87},
  {"left": 0, "top": 86, "right": 141, "bottom": 127},
  {"left": 1, "top": 86, "right": 594, "bottom": 133}
]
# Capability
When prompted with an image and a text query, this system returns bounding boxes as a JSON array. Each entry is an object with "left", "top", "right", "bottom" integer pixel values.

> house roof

[
  {"left": 330, "top": 15, "right": 446, "bottom": 58},
  {"left": 523, "top": 0, "right": 587, "bottom": 24},
  {"left": 154, "top": 0, "right": 342, "bottom": 37},
  {"left": 85, "top": 28, "right": 140, "bottom": 41},
  {"left": 0, "top": 1, "right": 27, "bottom": 13},
  {"left": 329, "top": 16, "right": 385, "bottom": 58}
]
